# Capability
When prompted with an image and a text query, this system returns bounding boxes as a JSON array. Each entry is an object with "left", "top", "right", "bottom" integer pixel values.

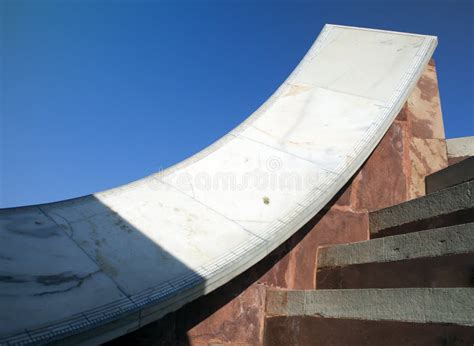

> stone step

[
  {"left": 447, "top": 136, "right": 474, "bottom": 165},
  {"left": 265, "top": 288, "right": 474, "bottom": 345},
  {"left": 265, "top": 288, "right": 474, "bottom": 325},
  {"left": 264, "top": 316, "right": 474, "bottom": 346},
  {"left": 369, "top": 180, "right": 473, "bottom": 238},
  {"left": 426, "top": 157, "right": 474, "bottom": 194},
  {"left": 315, "top": 223, "right": 474, "bottom": 288}
]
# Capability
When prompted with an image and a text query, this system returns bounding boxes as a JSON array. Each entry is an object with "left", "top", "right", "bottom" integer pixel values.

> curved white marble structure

[{"left": 0, "top": 25, "right": 437, "bottom": 345}]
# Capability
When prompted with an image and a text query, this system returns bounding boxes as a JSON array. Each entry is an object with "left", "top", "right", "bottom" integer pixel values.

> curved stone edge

[{"left": 0, "top": 25, "right": 437, "bottom": 345}]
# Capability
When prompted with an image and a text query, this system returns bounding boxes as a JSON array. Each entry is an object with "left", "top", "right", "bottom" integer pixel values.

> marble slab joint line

[
  {"left": 36, "top": 205, "right": 134, "bottom": 301},
  {"left": 235, "top": 133, "right": 340, "bottom": 176},
  {"left": 157, "top": 179, "right": 269, "bottom": 242}
]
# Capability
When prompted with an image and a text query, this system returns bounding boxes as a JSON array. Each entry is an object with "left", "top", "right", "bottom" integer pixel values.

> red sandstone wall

[
  {"left": 403, "top": 60, "right": 447, "bottom": 199},
  {"left": 112, "top": 60, "right": 448, "bottom": 346}
]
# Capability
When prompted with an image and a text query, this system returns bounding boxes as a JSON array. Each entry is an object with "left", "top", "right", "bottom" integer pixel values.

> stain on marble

[
  {"left": 5, "top": 216, "right": 61, "bottom": 238},
  {"left": 284, "top": 83, "right": 313, "bottom": 97},
  {"left": 35, "top": 271, "right": 100, "bottom": 296}
]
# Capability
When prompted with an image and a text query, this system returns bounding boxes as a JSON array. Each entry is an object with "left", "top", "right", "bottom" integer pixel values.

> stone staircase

[{"left": 263, "top": 161, "right": 474, "bottom": 345}]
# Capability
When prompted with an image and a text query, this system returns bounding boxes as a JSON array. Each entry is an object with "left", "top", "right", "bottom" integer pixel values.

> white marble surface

[
  {"left": 0, "top": 25, "right": 437, "bottom": 344},
  {"left": 0, "top": 207, "right": 126, "bottom": 335}
]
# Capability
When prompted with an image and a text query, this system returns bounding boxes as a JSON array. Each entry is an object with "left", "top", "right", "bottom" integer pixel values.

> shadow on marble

[{"left": 0, "top": 195, "right": 204, "bottom": 345}]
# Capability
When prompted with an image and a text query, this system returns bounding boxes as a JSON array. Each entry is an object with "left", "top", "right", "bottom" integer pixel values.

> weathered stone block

[
  {"left": 408, "top": 138, "right": 448, "bottom": 198},
  {"left": 405, "top": 59, "right": 445, "bottom": 140},
  {"left": 187, "top": 284, "right": 266, "bottom": 346},
  {"left": 353, "top": 122, "right": 407, "bottom": 211}
]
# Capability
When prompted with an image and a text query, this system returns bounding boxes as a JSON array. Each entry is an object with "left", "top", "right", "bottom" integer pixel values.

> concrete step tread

[
  {"left": 317, "top": 222, "right": 474, "bottom": 268},
  {"left": 369, "top": 180, "right": 473, "bottom": 237},
  {"left": 426, "top": 157, "right": 474, "bottom": 194},
  {"left": 266, "top": 288, "right": 474, "bottom": 326}
]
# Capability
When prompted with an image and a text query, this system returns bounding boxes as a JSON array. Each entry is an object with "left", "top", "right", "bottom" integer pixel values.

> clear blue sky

[{"left": 1, "top": 0, "right": 473, "bottom": 207}]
